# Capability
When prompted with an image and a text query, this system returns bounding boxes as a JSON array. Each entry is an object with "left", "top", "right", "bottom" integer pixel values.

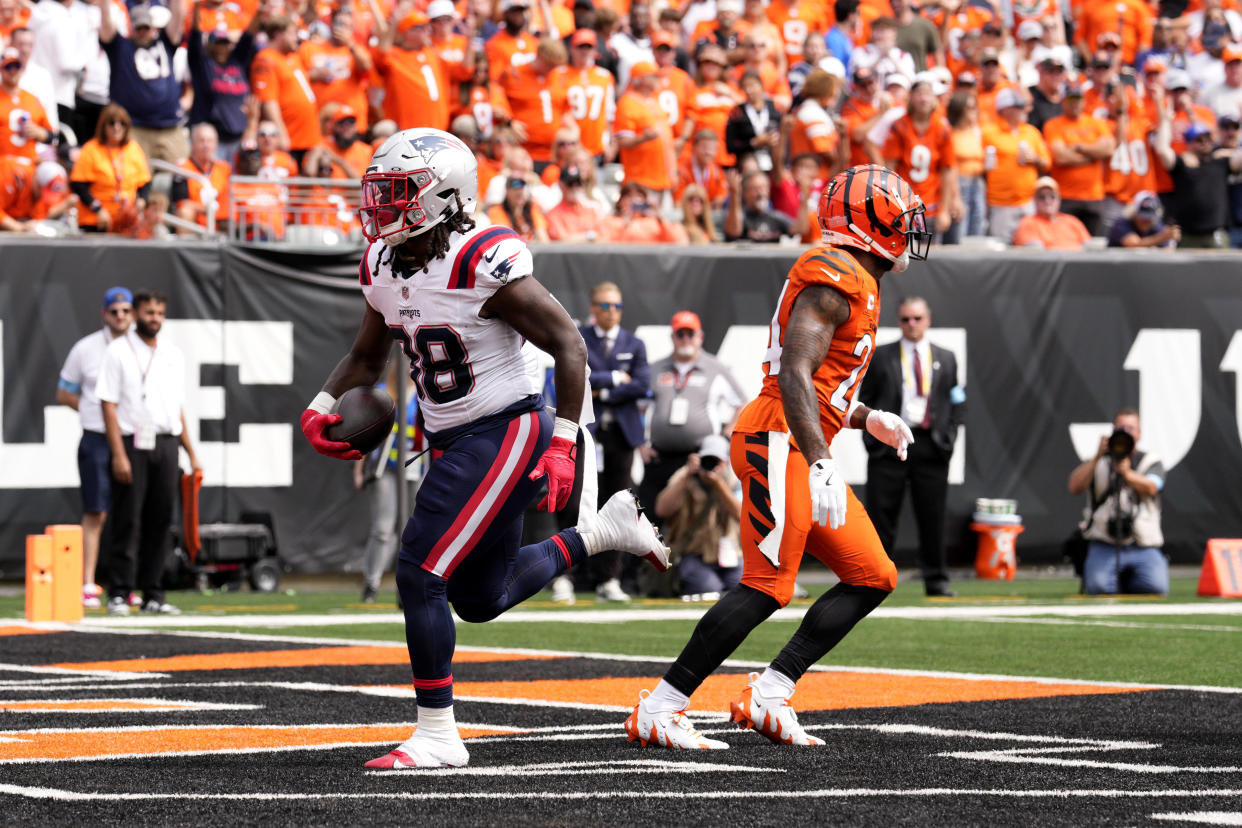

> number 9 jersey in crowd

[{"left": 357, "top": 225, "right": 543, "bottom": 433}]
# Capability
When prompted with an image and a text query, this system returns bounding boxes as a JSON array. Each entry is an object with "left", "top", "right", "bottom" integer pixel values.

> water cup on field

[{"left": 972, "top": 498, "right": 1022, "bottom": 579}]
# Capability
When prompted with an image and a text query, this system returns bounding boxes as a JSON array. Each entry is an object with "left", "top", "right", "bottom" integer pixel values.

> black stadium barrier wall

[{"left": 2, "top": 237, "right": 1240, "bottom": 577}]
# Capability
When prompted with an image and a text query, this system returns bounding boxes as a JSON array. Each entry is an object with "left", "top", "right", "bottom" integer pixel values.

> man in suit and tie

[
  {"left": 580, "top": 281, "right": 651, "bottom": 601},
  {"left": 859, "top": 296, "right": 965, "bottom": 597}
]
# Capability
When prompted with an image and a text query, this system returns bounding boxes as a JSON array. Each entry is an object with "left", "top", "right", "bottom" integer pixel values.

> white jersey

[{"left": 360, "top": 224, "right": 539, "bottom": 433}]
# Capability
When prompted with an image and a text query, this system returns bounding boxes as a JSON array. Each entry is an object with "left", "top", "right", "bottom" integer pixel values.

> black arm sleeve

[
  {"left": 136, "top": 182, "right": 152, "bottom": 202},
  {"left": 70, "top": 181, "right": 95, "bottom": 206}
]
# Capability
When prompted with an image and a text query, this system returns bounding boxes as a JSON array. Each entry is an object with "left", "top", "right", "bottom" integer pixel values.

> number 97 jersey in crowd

[{"left": 357, "top": 225, "right": 542, "bottom": 433}]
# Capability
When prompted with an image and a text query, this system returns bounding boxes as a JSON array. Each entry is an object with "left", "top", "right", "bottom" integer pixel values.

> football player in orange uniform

[{"left": 624, "top": 165, "right": 930, "bottom": 750}]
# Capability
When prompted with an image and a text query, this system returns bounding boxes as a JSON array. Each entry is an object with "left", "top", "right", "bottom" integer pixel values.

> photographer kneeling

[
  {"left": 1067, "top": 409, "right": 1168, "bottom": 595},
  {"left": 654, "top": 434, "right": 742, "bottom": 600}
]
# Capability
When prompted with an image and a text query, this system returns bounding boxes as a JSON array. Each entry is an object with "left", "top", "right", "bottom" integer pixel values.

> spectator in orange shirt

[
  {"left": 675, "top": 127, "right": 728, "bottom": 208},
  {"left": 741, "top": 0, "right": 786, "bottom": 78},
  {"left": 487, "top": 173, "right": 550, "bottom": 241},
  {"left": 1075, "top": 0, "right": 1151, "bottom": 68},
  {"left": 983, "top": 86, "right": 1050, "bottom": 243},
  {"left": 682, "top": 44, "right": 742, "bottom": 167},
  {"left": 883, "top": 71, "right": 959, "bottom": 235},
  {"left": 1042, "top": 82, "right": 1116, "bottom": 235},
  {"left": 487, "top": 0, "right": 538, "bottom": 81},
  {"left": 230, "top": 146, "right": 286, "bottom": 240},
  {"left": 428, "top": 0, "right": 476, "bottom": 106},
  {"left": 173, "top": 123, "right": 231, "bottom": 232},
  {"left": 255, "top": 120, "right": 300, "bottom": 178},
  {"left": 540, "top": 125, "right": 582, "bottom": 186},
  {"left": 500, "top": 37, "right": 570, "bottom": 168},
  {"left": 372, "top": 10, "right": 453, "bottom": 132},
  {"left": 689, "top": 0, "right": 749, "bottom": 59},
  {"left": 1012, "top": 175, "right": 1091, "bottom": 249},
  {"left": 730, "top": 33, "right": 791, "bottom": 112},
  {"left": 0, "top": 46, "right": 52, "bottom": 162},
  {"left": 300, "top": 8, "right": 373, "bottom": 132},
  {"left": 765, "top": 0, "right": 829, "bottom": 68},
  {"left": 1102, "top": 82, "right": 1156, "bottom": 230},
  {"left": 840, "top": 64, "right": 882, "bottom": 168},
  {"left": 304, "top": 105, "right": 373, "bottom": 179},
  {"left": 69, "top": 104, "right": 151, "bottom": 234},
  {"left": 975, "top": 46, "right": 1012, "bottom": 131},
  {"left": 652, "top": 29, "right": 695, "bottom": 150},
  {"left": 944, "top": 89, "right": 986, "bottom": 243},
  {"left": 0, "top": 154, "right": 45, "bottom": 232},
  {"left": 615, "top": 61, "right": 676, "bottom": 197},
  {"left": 252, "top": 15, "right": 322, "bottom": 164},
  {"left": 598, "top": 180, "right": 689, "bottom": 242},
  {"left": 452, "top": 53, "right": 513, "bottom": 139},
  {"left": 546, "top": 161, "right": 606, "bottom": 240},
  {"left": 786, "top": 68, "right": 842, "bottom": 179},
  {"left": 679, "top": 183, "right": 718, "bottom": 243},
  {"left": 552, "top": 28, "right": 616, "bottom": 159}
]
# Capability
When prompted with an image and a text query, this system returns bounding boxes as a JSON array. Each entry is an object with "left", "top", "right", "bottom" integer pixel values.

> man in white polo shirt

[
  {"left": 96, "top": 288, "right": 201, "bottom": 616},
  {"left": 57, "top": 286, "right": 133, "bottom": 609}
]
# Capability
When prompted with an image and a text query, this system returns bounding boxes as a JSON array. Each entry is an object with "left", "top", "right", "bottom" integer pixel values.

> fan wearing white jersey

[{"left": 299, "top": 128, "right": 670, "bottom": 770}]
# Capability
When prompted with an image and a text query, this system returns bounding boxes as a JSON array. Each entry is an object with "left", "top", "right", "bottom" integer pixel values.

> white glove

[
  {"left": 866, "top": 409, "right": 914, "bottom": 461},
  {"left": 808, "top": 458, "right": 848, "bottom": 530}
]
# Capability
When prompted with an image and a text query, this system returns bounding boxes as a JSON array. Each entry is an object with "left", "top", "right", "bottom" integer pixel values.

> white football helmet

[{"left": 358, "top": 127, "right": 478, "bottom": 246}]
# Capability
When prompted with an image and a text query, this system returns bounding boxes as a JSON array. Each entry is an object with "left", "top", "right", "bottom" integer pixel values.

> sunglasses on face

[
  {"left": 673, "top": 329, "right": 696, "bottom": 338},
  {"left": 1035, "top": 191, "right": 1058, "bottom": 200},
  {"left": 1, "top": 62, "right": 20, "bottom": 70},
  {"left": 596, "top": 301, "right": 623, "bottom": 310},
  {"left": 507, "top": 178, "right": 527, "bottom": 188},
  {"left": 107, "top": 307, "right": 132, "bottom": 316},
  {"left": 900, "top": 315, "right": 923, "bottom": 322},
  {"left": 258, "top": 130, "right": 278, "bottom": 137}
]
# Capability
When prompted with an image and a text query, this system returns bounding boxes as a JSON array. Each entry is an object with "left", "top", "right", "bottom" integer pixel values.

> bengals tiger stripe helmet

[{"left": 817, "top": 165, "right": 932, "bottom": 273}]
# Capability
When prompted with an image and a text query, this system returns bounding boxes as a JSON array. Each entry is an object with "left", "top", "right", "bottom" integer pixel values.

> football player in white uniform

[{"left": 300, "top": 128, "right": 670, "bottom": 769}]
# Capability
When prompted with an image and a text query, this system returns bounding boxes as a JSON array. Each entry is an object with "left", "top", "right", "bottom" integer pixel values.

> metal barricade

[
  {"left": 149, "top": 158, "right": 218, "bottom": 237},
  {"left": 228, "top": 175, "right": 362, "bottom": 248}
]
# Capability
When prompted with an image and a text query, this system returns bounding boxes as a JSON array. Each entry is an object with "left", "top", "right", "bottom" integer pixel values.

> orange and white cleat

[
  {"left": 364, "top": 729, "right": 469, "bottom": 769},
  {"left": 624, "top": 689, "right": 728, "bottom": 750},
  {"left": 729, "top": 672, "right": 825, "bottom": 746}
]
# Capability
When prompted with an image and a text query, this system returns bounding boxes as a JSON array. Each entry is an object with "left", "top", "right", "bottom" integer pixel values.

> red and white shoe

[
  {"left": 580, "top": 491, "right": 671, "bottom": 573},
  {"left": 364, "top": 729, "right": 469, "bottom": 769},
  {"left": 82, "top": 584, "right": 102, "bottom": 610},
  {"left": 623, "top": 689, "right": 728, "bottom": 750},
  {"left": 729, "top": 672, "right": 824, "bottom": 746}
]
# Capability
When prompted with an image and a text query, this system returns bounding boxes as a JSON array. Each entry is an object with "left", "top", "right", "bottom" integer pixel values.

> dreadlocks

[{"left": 374, "top": 193, "right": 477, "bottom": 279}]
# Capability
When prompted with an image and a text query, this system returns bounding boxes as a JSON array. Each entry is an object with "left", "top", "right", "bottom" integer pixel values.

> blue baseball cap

[
  {"left": 1184, "top": 122, "right": 1212, "bottom": 142},
  {"left": 103, "top": 286, "right": 133, "bottom": 308}
]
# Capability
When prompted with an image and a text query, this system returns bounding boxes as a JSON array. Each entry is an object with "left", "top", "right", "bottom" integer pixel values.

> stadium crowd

[{"left": 2, "top": 0, "right": 1242, "bottom": 247}]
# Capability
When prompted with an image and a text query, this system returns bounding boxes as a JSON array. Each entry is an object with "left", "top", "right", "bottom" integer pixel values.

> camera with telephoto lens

[
  {"left": 1106, "top": 428, "right": 1135, "bottom": 461},
  {"left": 699, "top": 455, "right": 721, "bottom": 473}
]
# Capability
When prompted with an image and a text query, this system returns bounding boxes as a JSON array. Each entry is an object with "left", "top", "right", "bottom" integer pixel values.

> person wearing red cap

[
  {"left": 371, "top": 9, "right": 452, "bottom": 131},
  {"left": 638, "top": 309, "right": 746, "bottom": 543},
  {"left": 615, "top": 60, "right": 675, "bottom": 196},
  {"left": 549, "top": 28, "right": 616, "bottom": 159},
  {"left": 299, "top": 8, "right": 373, "bottom": 133}
]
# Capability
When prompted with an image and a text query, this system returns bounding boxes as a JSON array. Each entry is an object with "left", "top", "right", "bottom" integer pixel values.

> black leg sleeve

[
  {"left": 769, "top": 583, "right": 890, "bottom": 683},
  {"left": 663, "top": 585, "right": 781, "bottom": 697}
]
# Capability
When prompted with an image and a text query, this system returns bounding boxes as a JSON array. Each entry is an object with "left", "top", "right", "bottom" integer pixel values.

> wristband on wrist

[
  {"left": 552, "top": 416, "right": 578, "bottom": 443},
  {"left": 308, "top": 391, "right": 337, "bottom": 415}
]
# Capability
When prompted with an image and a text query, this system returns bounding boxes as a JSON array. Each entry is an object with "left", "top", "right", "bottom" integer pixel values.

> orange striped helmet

[{"left": 817, "top": 165, "right": 932, "bottom": 273}]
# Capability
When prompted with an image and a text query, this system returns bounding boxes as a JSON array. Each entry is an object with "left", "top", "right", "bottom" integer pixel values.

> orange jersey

[
  {"left": 251, "top": 47, "right": 322, "bottom": 151},
  {"left": 70, "top": 139, "right": 151, "bottom": 228},
  {"left": 685, "top": 80, "right": 743, "bottom": 167},
  {"left": 1075, "top": 0, "right": 1151, "bottom": 66},
  {"left": 764, "top": 0, "right": 828, "bottom": 64},
  {"left": 0, "top": 155, "right": 42, "bottom": 222},
  {"left": 258, "top": 150, "right": 299, "bottom": 179},
  {"left": 231, "top": 179, "right": 286, "bottom": 240},
  {"left": 485, "top": 29, "right": 537, "bottom": 82},
  {"left": 0, "top": 88, "right": 52, "bottom": 162},
  {"left": 614, "top": 90, "right": 674, "bottom": 190},
  {"left": 500, "top": 62, "right": 567, "bottom": 162},
  {"left": 882, "top": 114, "right": 956, "bottom": 216},
  {"left": 975, "top": 81, "right": 1014, "bottom": 132},
  {"left": 1104, "top": 115, "right": 1155, "bottom": 204},
  {"left": 1042, "top": 112, "right": 1112, "bottom": 201},
  {"left": 932, "top": 5, "right": 998, "bottom": 61},
  {"left": 982, "top": 122, "right": 1050, "bottom": 206},
  {"left": 298, "top": 40, "right": 370, "bottom": 130},
  {"left": 550, "top": 64, "right": 616, "bottom": 157},
  {"left": 675, "top": 155, "right": 728, "bottom": 204},
  {"left": 1082, "top": 82, "right": 1142, "bottom": 123},
  {"left": 654, "top": 65, "right": 695, "bottom": 139},
  {"left": 176, "top": 156, "right": 231, "bottom": 228},
  {"left": 373, "top": 46, "right": 451, "bottom": 131},
  {"left": 729, "top": 62, "right": 792, "bottom": 111},
  {"left": 1008, "top": 0, "right": 1058, "bottom": 37},
  {"left": 788, "top": 98, "right": 840, "bottom": 178},
  {"left": 452, "top": 84, "right": 512, "bottom": 138},
  {"left": 431, "top": 31, "right": 474, "bottom": 102},
  {"left": 689, "top": 19, "right": 752, "bottom": 52},
  {"left": 734, "top": 245, "right": 880, "bottom": 445},
  {"left": 190, "top": 1, "right": 245, "bottom": 39},
  {"left": 840, "top": 94, "right": 879, "bottom": 168}
]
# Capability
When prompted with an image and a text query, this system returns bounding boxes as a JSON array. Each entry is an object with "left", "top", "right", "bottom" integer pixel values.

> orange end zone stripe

[
  {"left": 48, "top": 646, "right": 560, "bottom": 673},
  {"left": 0, "top": 626, "right": 55, "bottom": 637},
  {"left": 452, "top": 672, "right": 1155, "bottom": 711},
  {"left": 0, "top": 725, "right": 510, "bottom": 763}
]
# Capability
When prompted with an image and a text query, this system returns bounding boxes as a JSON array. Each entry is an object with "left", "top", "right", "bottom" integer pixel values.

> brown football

[{"left": 325, "top": 386, "right": 397, "bottom": 455}]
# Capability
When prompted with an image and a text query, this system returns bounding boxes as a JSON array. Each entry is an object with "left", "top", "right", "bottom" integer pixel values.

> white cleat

[
  {"left": 729, "top": 672, "right": 824, "bottom": 746},
  {"left": 580, "top": 490, "right": 671, "bottom": 573},
  {"left": 595, "top": 578, "right": 630, "bottom": 603},
  {"left": 623, "top": 690, "right": 729, "bottom": 750},
  {"left": 364, "top": 729, "right": 469, "bottom": 769},
  {"left": 550, "top": 574, "right": 576, "bottom": 605}
]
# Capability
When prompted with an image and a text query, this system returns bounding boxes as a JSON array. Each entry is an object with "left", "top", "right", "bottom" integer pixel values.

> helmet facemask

[{"left": 359, "top": 168, "right": 452, "bottom": 246}]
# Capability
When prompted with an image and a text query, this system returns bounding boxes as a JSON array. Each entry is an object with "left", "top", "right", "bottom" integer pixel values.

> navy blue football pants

[{"left": 396, "top": 402, "right": 587, "bottom": 707}]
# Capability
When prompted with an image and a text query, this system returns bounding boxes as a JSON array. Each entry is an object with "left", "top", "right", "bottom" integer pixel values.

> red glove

[
  {"left": 300, "top": 409, "right": 363, "bottom": 461},
  {"left": 528, "top": 436, "right": 577, "bottom": 512}
]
